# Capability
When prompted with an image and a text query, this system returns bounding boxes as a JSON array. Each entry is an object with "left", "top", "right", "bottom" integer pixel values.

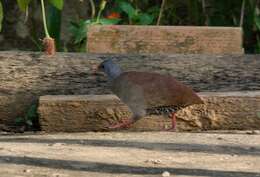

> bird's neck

[{"left": 106, "top": 65, "right": 122, "bottom": 80}]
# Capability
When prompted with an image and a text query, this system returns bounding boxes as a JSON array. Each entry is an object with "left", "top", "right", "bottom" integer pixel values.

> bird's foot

[
  {"left": 106, "top": 118, "right": 134, "bottom": 130},
  {"left": 165, "top": 127, "right": 176, "bottom": 132},
  {"left": 161, "top": 124, "right": 176, "bottom": 132},
  {"left": 163, "top": 112, "right": 177, "bottom": 132}
]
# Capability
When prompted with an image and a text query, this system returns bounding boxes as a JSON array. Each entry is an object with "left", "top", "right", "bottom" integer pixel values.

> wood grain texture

[
  {"left": 38, "top": 92, "right": 260, "bottom": 132},
  {"left": 0, "top": 51, "right": 259, "bottom": 126},
  {"left": 39, "top": 95, "right": 131, "bottom": 132},
  {"left": 87, "top": 25, "right": 243, "bottom": 54}
]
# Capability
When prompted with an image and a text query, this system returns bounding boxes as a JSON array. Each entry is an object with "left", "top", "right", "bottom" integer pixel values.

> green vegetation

[
  {"left": 0, "top": 1, "right": 3, "bottom": 32},
  {"left": 69, "top": 0, "right": 120, "bottom": 52},
  {"left": 15, "top": 104, "right": 39, "bottom": 131},
  {"left": 0, "top": 0, "right": 259, "bottom": 53}
]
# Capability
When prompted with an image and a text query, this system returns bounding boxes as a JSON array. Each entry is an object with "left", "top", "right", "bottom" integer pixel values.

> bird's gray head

[{"left": 98, "top": 59, "right": 122, "bottom": 80}]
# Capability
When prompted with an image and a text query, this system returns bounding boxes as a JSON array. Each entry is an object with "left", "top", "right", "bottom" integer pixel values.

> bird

[{"left": 96, "top": 59, "right": 203, "bottom": 131}]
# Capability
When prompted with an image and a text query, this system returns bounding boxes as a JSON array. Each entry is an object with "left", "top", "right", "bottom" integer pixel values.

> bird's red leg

[{"left": 166, "top": 112, "right": 176, "bottom": 131}]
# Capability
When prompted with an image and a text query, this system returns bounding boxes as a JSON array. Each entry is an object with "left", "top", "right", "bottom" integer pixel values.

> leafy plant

[
  {"left": 17, "top": 0, "right": 63, "bottom": 12},
  {"left": 1, "top": 0, "right": 260, "bottom": 53},
  {"left": 114, "top": 0, "right": 156, "bottom": 25},
  {"left": 254, "top": 5, "right": 260, "bottom": 52},
  {"left": 69, "top": 0, "right": 160, "bottom": 51},
  {"left": 15, "top": 104, "right": 39, "bottom": 130},
  {"left": 47, "top": 4, "right": 62, "bottom": 50},
  {"left": 0, "top": 1, "right": 3, "bottom": 32},
  {"left": 70, "top": 18, "right": 120, "bottom": 52},
  {"left": 16, "top": 0, "right": 64, "bottom": 55},
  {"left": 48, "top": 0, "right": 63, "bottom": 9},
  {"left": 69, "top": 0, "right": 120, "bottom": 52}
]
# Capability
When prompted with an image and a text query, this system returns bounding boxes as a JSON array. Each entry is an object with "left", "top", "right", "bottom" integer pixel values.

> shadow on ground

[
  {"left": 0, "top": 155, "right": 260, "bottom": 177},
  {"left": 0, "top": 137, "right": 259, "bottom": 156}
]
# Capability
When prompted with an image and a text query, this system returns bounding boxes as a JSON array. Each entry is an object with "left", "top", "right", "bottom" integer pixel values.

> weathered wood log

[
  {"left": 38, "top": 95, "right": 131, "bottom": 132},
  {"left": 38, "top": 92, "right": 260, "bottom": 132},
  {"left": 0, "top": 51, "right": 259, "bottom": 126},
  {"left": 87, "top": 25, "right": 243, "bottom": 54}
]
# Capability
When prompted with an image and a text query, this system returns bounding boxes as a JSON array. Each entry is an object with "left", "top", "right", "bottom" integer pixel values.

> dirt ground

[{"left": 0, "top": 131, "right": 260, "bottom": 177}]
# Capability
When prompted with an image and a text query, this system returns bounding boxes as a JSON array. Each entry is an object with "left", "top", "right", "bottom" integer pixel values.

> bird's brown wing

[
  {"left": 111, "top": 73, "right": 147, "bottom": 118},
  {"left": 112, "top": 71, "right": 203, "bottom": 109}
]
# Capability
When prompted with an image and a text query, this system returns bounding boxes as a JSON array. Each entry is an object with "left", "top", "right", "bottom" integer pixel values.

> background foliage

[{"left": 0, "top": 0, "right": 260, "bottom": 53}]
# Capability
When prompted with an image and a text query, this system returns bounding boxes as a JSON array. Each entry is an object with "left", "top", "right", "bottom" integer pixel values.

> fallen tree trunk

[
  {"left": 38, "top": 92, "right": 260, "bottom": 132},
  {"left": 0, "top": 51, "right": 259, "bottom": 126}
]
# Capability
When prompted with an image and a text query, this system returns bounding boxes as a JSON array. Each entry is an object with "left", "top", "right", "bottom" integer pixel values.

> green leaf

[
  {"left": 256, "top": 17, "right": 260, "bottom": 30},
  {"left": 138, "top": 13, "right": 154, "bottom": 25},
  {"left": 48, "top": 0, "right": 63, "bottom": 10},
  {"left": 85, "top": 19, "right": 93, "bottom": 24},
  {"left": 26, "top": 105, "right": 37, "bottom": 121},
  {"left": 17, "top": 0, "right": 32, "bottom": 12},
  {"left": 147, "top": 6, "right": 160, "bottom": 15},
  {"left": 0, "top": 1, "right": 3, "bottom": 32},
  {"left": 15, "top": 117, "right": 24, "bottom": 125},
  {"left": 99, "top": 18, "right": 121, "bottom": 25},
  {"left": 255, "top": 7, "right": 260, "bottom": 30},
  {"left": 69, "top": 20, "right": 88, "bottom": 44},
  {"left": 47, "top": 5, "right": 62, "bottom": 50},
  {"left": 26, "top": 120, "right": 33, "bottom": 126},
  {"left": 118, "top": 1, "right": 135, "bottom": 18}
]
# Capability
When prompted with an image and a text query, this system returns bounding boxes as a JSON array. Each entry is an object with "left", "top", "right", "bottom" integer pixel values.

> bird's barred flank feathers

[{"left": 146, "top": 106, "right": 182, "bottom": 117}]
